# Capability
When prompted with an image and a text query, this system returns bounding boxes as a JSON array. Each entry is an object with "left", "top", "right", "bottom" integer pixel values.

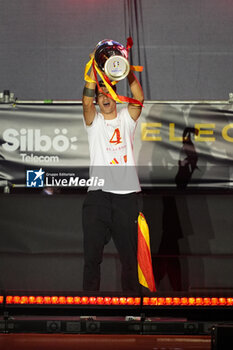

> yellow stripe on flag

[{"left": 138, "top": 264, "right": 150, "bottom": 290}]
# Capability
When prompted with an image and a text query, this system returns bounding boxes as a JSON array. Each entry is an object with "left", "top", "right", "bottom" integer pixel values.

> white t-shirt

[{"left": 85, "top": 107, "right": 141, "bottom": 194}]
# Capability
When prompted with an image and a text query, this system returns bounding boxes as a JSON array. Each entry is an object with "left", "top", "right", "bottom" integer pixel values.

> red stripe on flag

[{"left": 138, "top": 224, "right": 156, "bottom": 292}]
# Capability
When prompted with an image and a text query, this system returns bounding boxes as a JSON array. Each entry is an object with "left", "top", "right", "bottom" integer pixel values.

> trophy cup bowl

[{"left": 94, "top": 39, "right": 130, "bottom": 81}]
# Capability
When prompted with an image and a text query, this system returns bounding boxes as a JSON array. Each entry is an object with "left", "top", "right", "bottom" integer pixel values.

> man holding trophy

[{"left": 82, "top": 39, "right": 144, "bottom": 292}]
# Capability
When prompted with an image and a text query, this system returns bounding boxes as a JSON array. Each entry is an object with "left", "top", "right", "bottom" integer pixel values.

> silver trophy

[{"left": 94, "top": 39, "right": 130, "bottom": 81}]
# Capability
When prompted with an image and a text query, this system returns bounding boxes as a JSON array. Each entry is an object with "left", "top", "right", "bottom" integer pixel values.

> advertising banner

[{"left": 0, "top": 102, "right": 233, "bottom": 189}]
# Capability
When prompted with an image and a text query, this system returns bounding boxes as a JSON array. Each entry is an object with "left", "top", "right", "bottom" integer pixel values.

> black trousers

[{"left": 82, "top": 190, "right": 142, "bottom": 292}]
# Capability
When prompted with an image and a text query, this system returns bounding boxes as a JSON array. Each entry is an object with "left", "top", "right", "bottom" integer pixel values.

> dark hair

[{"left": 95, "top": 81, "right": 117, "bottom": 98}]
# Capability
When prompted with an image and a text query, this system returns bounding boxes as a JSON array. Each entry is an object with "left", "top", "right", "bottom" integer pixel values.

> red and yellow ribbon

[
  {"left": 84, "top": 37, "right": 144, "bottom": 106},
  {"left": 137, "top": 212, "right": 156, "bottom": 292}
]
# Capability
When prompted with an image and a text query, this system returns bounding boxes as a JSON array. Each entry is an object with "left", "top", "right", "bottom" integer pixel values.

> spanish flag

[{"left": 137, "top": 212, "right": 156, "bottom": 292}]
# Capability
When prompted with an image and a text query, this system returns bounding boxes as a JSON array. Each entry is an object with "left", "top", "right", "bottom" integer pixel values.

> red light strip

[
  {"left": 143, "top": 297, "right": 233, "bottom": 306},
  {"left": 3, "top": 296, "right": 233, "bottom": 306},
  {"left": 5, "top": 296, "right": 141, "bottom": 306}
]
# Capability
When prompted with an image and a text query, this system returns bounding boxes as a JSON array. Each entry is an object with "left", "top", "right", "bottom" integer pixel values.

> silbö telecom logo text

[
  {"left": 2, "top": 127, "right": 78, "bottom": 163},
  {"left": 26, "top": 169, "right": 105, "bottom": 188}
]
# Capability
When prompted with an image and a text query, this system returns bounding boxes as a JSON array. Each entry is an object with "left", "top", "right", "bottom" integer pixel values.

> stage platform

[
  {"left": 0, "top": 333, "right": 212, "bottom": 350},
  {"left": 1, "top": 313, "right": 233, "bottom": 350}
]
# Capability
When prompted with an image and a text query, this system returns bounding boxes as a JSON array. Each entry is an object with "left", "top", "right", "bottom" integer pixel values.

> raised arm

[
  {"left": 127, "top": 71, "right": 144, "bottom": 121},
  {"left": 82, "top": 52, "right": 97, "bottom": 126}
]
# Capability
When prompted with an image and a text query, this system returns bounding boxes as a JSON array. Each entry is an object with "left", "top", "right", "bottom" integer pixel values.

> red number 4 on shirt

[{"left": 109, "top": 128, "right": 122, "bottom": 145}]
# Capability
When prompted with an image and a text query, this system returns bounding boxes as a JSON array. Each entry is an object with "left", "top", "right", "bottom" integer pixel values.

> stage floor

[{"left": 0, "top": 333, "right": 211, "bottom": 350}]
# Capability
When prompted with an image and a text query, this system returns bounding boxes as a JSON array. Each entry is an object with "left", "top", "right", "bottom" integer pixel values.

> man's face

[{"left": 97, "top": 87, "right": 116, "bottom": 115}]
